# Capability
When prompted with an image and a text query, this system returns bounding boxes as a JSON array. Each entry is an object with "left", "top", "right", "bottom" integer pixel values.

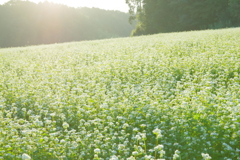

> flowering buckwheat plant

[{"left": 0, "top": 28, "right": 240, "bottom": 159}]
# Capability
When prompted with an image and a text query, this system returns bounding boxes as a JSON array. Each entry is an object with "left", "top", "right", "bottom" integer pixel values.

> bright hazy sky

[{"left": 0, "top": 0, "right": 129, "bottom": 12}]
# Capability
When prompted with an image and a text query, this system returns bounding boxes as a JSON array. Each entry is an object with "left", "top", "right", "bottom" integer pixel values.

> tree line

[
  {"left": 126, "top": 0, "right": 240, "bottom": 36},
  {"left": 0, "top": 0, "right": 134, "bottom": 48}
]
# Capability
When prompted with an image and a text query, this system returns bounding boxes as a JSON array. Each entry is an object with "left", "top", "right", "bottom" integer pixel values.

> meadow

[{"left": 0, "top": 28, "right": 240, "bottom": 160}]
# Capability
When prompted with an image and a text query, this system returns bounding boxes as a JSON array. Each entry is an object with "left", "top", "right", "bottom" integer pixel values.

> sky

[{"left": 0, "top": 0, "right": 129, "bottom": 13}]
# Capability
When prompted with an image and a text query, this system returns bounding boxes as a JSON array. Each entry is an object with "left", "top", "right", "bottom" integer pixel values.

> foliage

[
  {"left": 0, "top": 28, "right": 240, "bottom": 159},
  {"left": 0, "top": 0, "right": 134, "bottom": 48},
  {"left": 126, "top": 0, "right": 240, "bottom": 36},
  {"left": 228, "top": 0, "right": 240, "bottom": 20}
]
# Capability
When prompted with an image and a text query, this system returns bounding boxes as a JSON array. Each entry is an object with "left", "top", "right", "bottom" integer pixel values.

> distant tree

[
  {"left": 126, "top": 0, "right": 240, "bottom": 36},
  {"left": 229, "top": 0, "right": 240, "bottom": 23},
  {"left": 5, "top": 0, "right": 21, "bottom": 5},
  {"left": 125, "top": 0, "right": 144, "bottom": 24},
  {"left": 0, "top": 0, "right": 134, "bottom": 48}
]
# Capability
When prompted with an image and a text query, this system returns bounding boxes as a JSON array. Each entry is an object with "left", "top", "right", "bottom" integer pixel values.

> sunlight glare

[{"left": 30, "top": 0, "right": 128, "bottom": 12}]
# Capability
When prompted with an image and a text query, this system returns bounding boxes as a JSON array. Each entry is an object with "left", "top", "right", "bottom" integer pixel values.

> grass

[{"left": 0, "top": 28, "right": 240, "bottom": 160}]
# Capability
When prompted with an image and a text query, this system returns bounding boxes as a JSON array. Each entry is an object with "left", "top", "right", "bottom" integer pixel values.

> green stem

[{"left": 144, "top": 140, "right": 147, "bottom": 154}]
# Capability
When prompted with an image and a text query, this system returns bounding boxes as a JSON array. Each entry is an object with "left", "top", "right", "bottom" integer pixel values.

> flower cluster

[{"left": 0, "top": 28, "right": 240, "bottom": 159}]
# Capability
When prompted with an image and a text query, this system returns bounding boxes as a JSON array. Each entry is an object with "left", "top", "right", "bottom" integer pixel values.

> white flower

[
  {"left": 141, "top": 133, "right": 146, "bottom": 140},
  {"left": 22, "top": 108, "right": 26, "bottom": 112},
  {"left": 173, "top": 150, "right": 180, "bottom": 159},
  {"left": 127, "top": 156, "right": 136, "bottom": 160},
  {"left": 144, "top": 155, "right": 152, "bottom": 160},
  {"left": 160, "top": 150, "right": 165, "bottom": 157},
  {"left": 22, "top": 153, "right": 31, "bottom": 160},
  {"left": 60, "top": 139, "right": 66, "bottom": 143},
  {"left": 153, "top": 128, "right": 161, "bottom": 135},
  {"left": 132, "top": 151, "right": 138, "bottom": 156},
  {"left": 133, "top": 128, "right": 139, "bottom": 132},
  {"left": 123, "top": 123, "right": 129, "bottom": 129},
  {"left": 118, "top": 144, "right": 125, "bottom": 150},
  {"left": 175, "top": 150, "right": 180, "bottom": 155},
  {"left": 201, "top": 153, "right": 212, "bottom": 160},
  {"left": 110, "top": 155, "right": 119, "bottom": 160},
  {"left": 135, "top": 135, "right": 141, "bottom": 141},
  {"left": 173, "top": 153, "right": 180, "bottom": 160},
  {"left": 72, "top": 142, "right": 78, "bottom": 148},
  {"left": 62, "top": 122, "right": 69, "bottom": 129},
  {"left": 94, "top": 148, "right": 101, "bottom": 154},
  {"left": 153, "top": 128, "right": 162, "bottom": 138},
  {"left": 154, "top": 144, "right": 164, "bottom": 151}
]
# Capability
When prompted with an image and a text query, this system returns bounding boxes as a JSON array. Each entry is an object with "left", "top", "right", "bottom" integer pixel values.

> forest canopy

[
  {"left": 126, "top": 0, "right": 240, "bottom": 36},
  {"left": 0, "top": 0, "right": 134, "bottom": 48}
]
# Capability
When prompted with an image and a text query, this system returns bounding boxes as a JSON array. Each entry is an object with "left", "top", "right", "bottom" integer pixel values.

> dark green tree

[
  {"left": 126, "top": 0, "right": 240, "bottom": 36},
  {"left": 229, "top": 0, "right": 240, "bottom": 23}
]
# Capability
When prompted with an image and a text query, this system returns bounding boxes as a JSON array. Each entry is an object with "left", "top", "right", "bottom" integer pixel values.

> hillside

[
  {"left": 0, "top": 1, "right": 134, "bottom": 48},
  {"left": 0, "top": 28, "right": 240, "bottom": 159}
]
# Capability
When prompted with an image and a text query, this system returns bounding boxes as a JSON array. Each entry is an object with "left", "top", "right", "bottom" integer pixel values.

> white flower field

[{"left": 0, "top": 28, "right": 240, "bottom": 160}]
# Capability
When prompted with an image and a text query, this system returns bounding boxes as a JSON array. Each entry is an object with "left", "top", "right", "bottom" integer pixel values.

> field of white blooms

[{"left": 0, "top": 28, "right": 240, "bottom": 160}]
